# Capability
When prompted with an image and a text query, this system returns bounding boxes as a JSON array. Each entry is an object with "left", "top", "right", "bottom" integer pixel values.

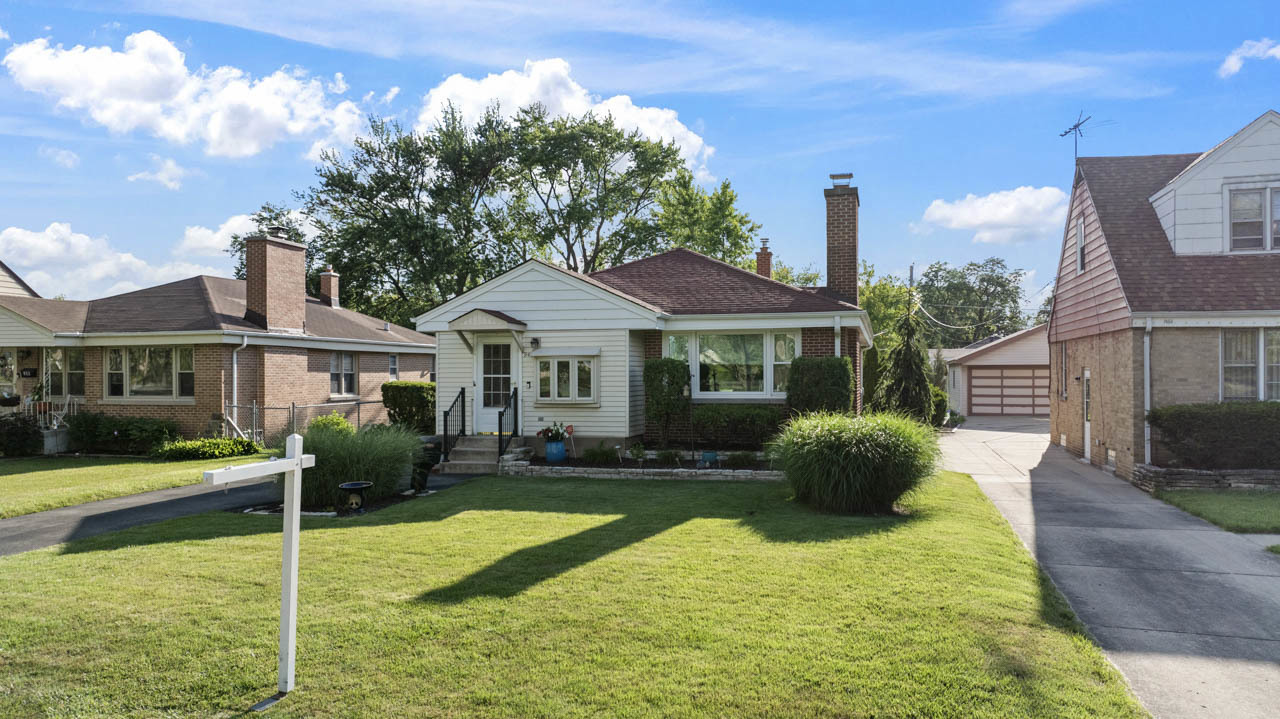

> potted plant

[{"left": 537, "top": 422, "right": 569, "bottom": 463}]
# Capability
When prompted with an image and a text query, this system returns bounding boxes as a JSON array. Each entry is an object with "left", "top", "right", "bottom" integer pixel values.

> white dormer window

[
  {"left": 1230, "top": 189, "right": 1267, "bottom": 250},
  {"left": 1075, "top": 216, "right": 1085, "bottom": 273}
]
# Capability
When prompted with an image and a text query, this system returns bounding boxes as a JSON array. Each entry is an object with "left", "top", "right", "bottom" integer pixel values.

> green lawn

[
  {"left": 0, "top": 454, "right": 273, "bottom": 518},
  {"left": 0, "top": 473, "right": 1146, "bottom": 718},
  {"left": 1156, "top": 489, "right": 1280, "bottom": 533}
]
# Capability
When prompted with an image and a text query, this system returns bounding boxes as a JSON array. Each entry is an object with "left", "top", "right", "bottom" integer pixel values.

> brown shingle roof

[
  {"left": 0, "top": 296, "right": 89, "bottom": 332},
  {"left": 2, "top": 275, "right": 434, "bottom": 346},
  {"left": 1078, "top": 153, "right": 1280, "bottom": 313},
  {"left": 589, "top": 248, "right": 860, "bottom": 315}
]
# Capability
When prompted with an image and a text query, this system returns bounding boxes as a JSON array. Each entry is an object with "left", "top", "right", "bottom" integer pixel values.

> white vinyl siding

[
  {"left": 0, "top": 268, "right": 35, "bottom": 297},
  {"left": 627, "top": 331, "right": 646, "bottom": 437},
  {"left": 0, "top": 308, "right": 53, "bottom": 345}
]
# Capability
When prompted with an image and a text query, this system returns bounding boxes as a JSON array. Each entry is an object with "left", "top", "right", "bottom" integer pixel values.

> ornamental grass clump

[
  {"left": 771, "top": 412, "right": 939, "bottom": 514},
  {"left": 288, "top": 423, "right": 421, "bottom": 510}
]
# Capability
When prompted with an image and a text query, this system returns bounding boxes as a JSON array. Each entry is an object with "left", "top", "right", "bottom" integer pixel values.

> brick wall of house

[
  {"left": 1149, "top": 328, "right": 1220, "bottom": 407},
  {"left": 72, "top": 345, "right": 228, "bottom": 437},
  {"left": 1050, "top": 329, "right": 1143, "bottom": 478}
]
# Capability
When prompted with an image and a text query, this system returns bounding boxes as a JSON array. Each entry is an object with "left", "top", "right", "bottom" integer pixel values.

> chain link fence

[{"left": 225, "top": 400, "right": 388, "bottom": 447}]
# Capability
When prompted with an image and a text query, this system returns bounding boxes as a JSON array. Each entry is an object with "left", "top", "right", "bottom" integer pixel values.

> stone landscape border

[
  {"left": 1132, "top": 464, "right": 1280, "bottom": 493},
  {"left": 499, "top": 460, "right": 783, "bottom": 482}
]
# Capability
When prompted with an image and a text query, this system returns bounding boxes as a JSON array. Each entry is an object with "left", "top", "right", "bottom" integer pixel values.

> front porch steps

[{"left": 437, "top": 434, "right": 523, "bottom": 475}]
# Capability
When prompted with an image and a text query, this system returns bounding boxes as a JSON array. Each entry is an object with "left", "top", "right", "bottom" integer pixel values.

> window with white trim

[
  {"left": 1075, "top": 216, "right": 1086, "bottom": 273},
  {"left": 1221, "top": 329, "right": 1280, "bottom": 401},
  {"left": 330, "top": 352, "right": 356, "bottom": 396},
  {"left": 388, "top": 353, "right": 399, "bottom": 380},
  {"left": 45, "top": 348, "right": 86, "bottom": 396},
  {"left": 1228, "top": 187, "right": 1280, "bottom": 252},
  {"left": 537, "top": 357, "right": 595, "bottom": 402},
  {"left": 664, "top": 331, "right": 800, "bottom": 398},
  {"left": 104, "top": 346, "right": 194, "bottom": 399}
]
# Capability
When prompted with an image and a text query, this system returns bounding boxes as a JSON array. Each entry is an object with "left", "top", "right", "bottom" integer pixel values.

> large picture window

[
  {"left": 537, "top": 357, "right": 594, "bottom": 402},
  {"left": 664, "top": 331, "right": 800, "bottom": 397},
  {"left": 105, "top": 346, "right": 194, "bottom": 400},
  {"left": 1220, "top": 329, "right": 1280, "bottom": 401}
]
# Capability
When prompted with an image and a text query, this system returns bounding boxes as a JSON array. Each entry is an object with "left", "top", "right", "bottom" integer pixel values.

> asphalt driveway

[{"left": 942, "top": 416, "right": 1280, "bottom": 719}]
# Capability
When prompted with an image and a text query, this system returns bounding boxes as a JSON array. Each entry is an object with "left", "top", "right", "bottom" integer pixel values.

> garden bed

[
  {"left": 501, "top": 459, "right": 783, "bottom": 481},
  {"left": 525, "top": 455, "right": 773, "bottom": 471}
]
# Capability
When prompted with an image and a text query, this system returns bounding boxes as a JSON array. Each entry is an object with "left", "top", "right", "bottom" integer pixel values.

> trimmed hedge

[
  {"left": 692, "top": 403, "right": 787, "bottom": 449},
  {"left": 786, "top": 356, "right": 856, "bottom": 414},
  {"left": 0, "top": 414, "right": 43, "bottom": 456},
  {"left": 151, "top": 437, "right": 263, "bottom": 460},
  {"left": 288, "top": 423, "right": 422, "bottom": 510},
  {"left": 382, "top": 381, "right": 436, "bottom": 433},
  {"left": 67, "top": 413, "right": 178, "bottom": 454},
  {"left": 770, "top": 411, "right": 939, "bottom": 514},
  {"left": 644, "top": 358, "right": 691, "bottom": 447},
  {"left": 1148, "top": 402, "right": 1280, "bottom": 469}
]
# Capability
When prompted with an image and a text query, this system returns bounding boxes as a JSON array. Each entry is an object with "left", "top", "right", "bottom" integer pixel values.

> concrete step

[
  {"left": 446, "top": 447, "right": 500, "bottom": 462},
  {"left": 450, "top": 435, "right": 522, "bottom": 449},
  {"left": 438, "top": 461, "right": 499, "bottom": 475}
]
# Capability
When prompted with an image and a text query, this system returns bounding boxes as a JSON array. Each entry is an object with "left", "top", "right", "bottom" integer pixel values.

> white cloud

[
  {"left": 381, "top": 86, "right": 399, "bottom": 104},
  {"left": 0, "top": 25, "right": 9, "bottom": 41},
  {"left": 326, "top": 71, "right": 347, "bottom": 93},
  {"left": 175, "top": 213, "right": 257, "bottom": 256},
  {"left": 127, "top": 154, "right": 190, "bottom": 190},
  {"left": 2, "top": 30, "right": 362, "bottom": 157},
  {"left": 0, "top": 222, "right": 221, "bottom": 298},
  {"left": 38, "top": 145, "right": 80, "bottom": 168},
  {"left": 919, "top": 186, "right": 1068, "bottom": 244},
  {"left": 1218, "top": 38, "right": 1280, "bottom": 78},
  {"left": 417, "top": 59, "right": 714, "bottom": 179},
  {"left": 999, "top": 0, "right": 1107, "bottom": 28}
]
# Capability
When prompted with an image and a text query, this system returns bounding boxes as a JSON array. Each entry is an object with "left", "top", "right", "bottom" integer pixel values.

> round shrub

[
  {"left": 308, "top": 411, "right": 356, "bottom": 436},
  {"left": 770, "top": 412, "right": 939, "bottom": 514},
  {"left": 151, "top": 437, "right": 263, "bottom": 460},
  {"left": 0, "top": 414, "right": 42, "bottom": 456}
]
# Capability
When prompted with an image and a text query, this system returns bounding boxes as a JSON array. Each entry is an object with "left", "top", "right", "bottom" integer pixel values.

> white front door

[
  {"left": 474, "top": 340, "right": 515, "bottom": 433},
  {"left": 1082, "top": 368, "right": 1092, "bottom": 462}
]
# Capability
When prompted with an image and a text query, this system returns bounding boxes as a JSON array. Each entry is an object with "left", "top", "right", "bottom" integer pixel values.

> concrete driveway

[{"left": 942, "top": 416, "right": 1280, "bottom": 719}]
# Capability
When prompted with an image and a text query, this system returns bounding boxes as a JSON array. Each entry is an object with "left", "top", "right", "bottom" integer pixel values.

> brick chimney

[
  {"left": 244, "top": 226, "right": 306, "bottom": 334},
  {"left": 319, "top": 266, "right": 340, "bottom": 308},
  {"left": 824, "top": 172, "right": 859, "bottom": 305},
  {"left": 755, "top": 238, "right": 773, "bottom": 278}
]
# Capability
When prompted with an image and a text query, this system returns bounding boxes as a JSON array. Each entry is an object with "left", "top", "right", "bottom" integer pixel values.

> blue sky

[{"left": 0, "top": 1, "right": 1276, "bottom": 305}]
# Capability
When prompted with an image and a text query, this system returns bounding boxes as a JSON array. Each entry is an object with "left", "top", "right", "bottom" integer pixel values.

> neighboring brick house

[
  {"left": 0, "top": 229, "right": 435, "bottom": 440},
  {"left": 415, "top": 173, "right": 873, "bottom": 458},
  {"left": 1048, "top": 111, "right": 1280, "bottom": 480}
]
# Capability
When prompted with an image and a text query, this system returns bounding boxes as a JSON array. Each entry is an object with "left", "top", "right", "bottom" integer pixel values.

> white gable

[
  {"left": 0, "top": 264, "right": 36, "bottom": 298},
  {"left": 955, "top": 325, "right": 1048, "bottom": 367},
  {"left": 1151, "top": 111, "right": 1280, "bottom": 255},
  {"left": 415, "top": 261, "right": 659, "bottom": 332},
  {"left": 0, "top": 306, "right": 54, "bottom": 345}
]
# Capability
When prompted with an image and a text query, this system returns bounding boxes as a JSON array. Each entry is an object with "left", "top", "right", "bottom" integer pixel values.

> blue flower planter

[{"left": 545, "top": 440, "right": 567, "bottom": 463}]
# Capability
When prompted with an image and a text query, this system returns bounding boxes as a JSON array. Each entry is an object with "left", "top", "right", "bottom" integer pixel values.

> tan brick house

[
  {"left": 0, "top": 230, "right": 435, "bottom": 440},
  {"left": 1049, "top": 111, "right": 1280, "bottom": 480},
  {"left": 416, "top": 173, "right": 873, "bottom": 462}
]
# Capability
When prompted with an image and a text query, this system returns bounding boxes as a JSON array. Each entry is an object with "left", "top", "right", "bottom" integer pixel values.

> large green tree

[
  {"left": 772, "top": 261, "right": 821, "bottom": 287},
  {"left": 508, "top": 105, "right": 683, "bottom": 273},
  {"left": 879, "top": 303, "right": 934, "bottom": 423},
  {"left": 226, "top": 202, "right": 324, "bottom": 296},
  {"left": 915, "top": 258, "right": 1027, "bottom": 348},
  {"left": 859, "top": 261, "right": 911, "bottom": 345},
  {"left": 651, "top": 168, "right": 760, "bottom": 265}
]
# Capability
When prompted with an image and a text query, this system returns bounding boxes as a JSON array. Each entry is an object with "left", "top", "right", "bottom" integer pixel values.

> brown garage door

[{"left": 969, "top": 366, "right": 1050, "bottom": 416}]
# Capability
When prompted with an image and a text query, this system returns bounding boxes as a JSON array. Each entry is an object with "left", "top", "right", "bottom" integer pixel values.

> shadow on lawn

[{"left": 55, "top": 476, "right": 922, "bottom": 603}]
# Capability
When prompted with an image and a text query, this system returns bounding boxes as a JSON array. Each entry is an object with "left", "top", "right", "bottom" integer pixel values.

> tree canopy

[
  {"left": 915, "top": 258, "right": 1028, "bottom": 348},
  {"left": 652, "top": 168, "right": 760, "bottom": 265}
]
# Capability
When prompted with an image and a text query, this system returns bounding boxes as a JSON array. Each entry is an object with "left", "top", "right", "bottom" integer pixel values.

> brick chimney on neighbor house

[
  {"left": 244, "top": 226, "right": 306, "bottom": 334},
  {"left": 319, "top": 266, "right": 340, "bottom": 308},
  {"left": 755, "top": 238, "right": 773, "bottom": 278},
  {"left": 825, "top": 172, "right": 859, "bottom": 305}
]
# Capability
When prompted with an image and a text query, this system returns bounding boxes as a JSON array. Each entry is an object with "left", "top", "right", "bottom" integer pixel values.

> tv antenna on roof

[{"left": 1060, "top": 111, "right": 1092, "bottom": 160}]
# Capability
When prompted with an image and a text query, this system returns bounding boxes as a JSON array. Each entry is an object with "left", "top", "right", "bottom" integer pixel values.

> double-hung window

[
  {"left": 1075, "top": 216, "right": 1086, "bottom": 273},
  {"left": 105, "top": 346, "right": 194, "bottom": 399},
  {"left": 1221, "top": 329, "right": 1280, "bottom": 401},
  {"left": 44, "top": 348, "right": 85, "bottom": 396},
  {"left": 1229, "top": 187, "right": 1280, "bottom": 252},
  {"left": 388, "top": 353, "right": 399, "bottom": 380},
  {"left": 664, "top": 331, "right": 800, "bottom": 398},
  {"left": 536, "top": 357, "right": 595, "bottom": 402},
  {"left": 330, "top": 352, "right": 356, "bottom": 396}
]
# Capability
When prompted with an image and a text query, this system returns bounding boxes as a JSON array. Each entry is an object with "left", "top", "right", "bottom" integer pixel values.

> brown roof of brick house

[
  {"left": 589, "top": 248, "right": 860, "bottom": 315},
  {"left": 1078, "top": 153, "right": 1280, "bottom": 313},
  {"left": 1, "top": 276, "right": 434, "bottom": 346},
  {"left": 0, "top": 295, "right": 90, "bottom": 331}
]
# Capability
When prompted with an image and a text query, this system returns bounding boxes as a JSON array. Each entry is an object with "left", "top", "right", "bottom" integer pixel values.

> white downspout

[
  {"left": 833, "top": 315, "right": 842, "bottom": 356},
  {"left": 1143, "top": 317, "right": 1152, "bottom": 465},
  {"left": 232, "top": 335, "right": 248, "bottom": 433}
]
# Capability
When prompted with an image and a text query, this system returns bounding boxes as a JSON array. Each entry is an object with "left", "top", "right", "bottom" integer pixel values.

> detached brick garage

[{"left": 945, "top": 324, "right": 1050, "bottom": 417}]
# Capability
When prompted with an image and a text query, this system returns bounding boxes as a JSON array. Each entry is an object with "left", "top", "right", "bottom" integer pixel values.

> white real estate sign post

[{"left": 203, "top": 434, "right": 315, "bottom": 696}]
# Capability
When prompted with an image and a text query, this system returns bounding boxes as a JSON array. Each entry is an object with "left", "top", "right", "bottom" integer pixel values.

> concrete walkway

[{"left": 942, "top": 417, "right": 1280, "bottom": 719}]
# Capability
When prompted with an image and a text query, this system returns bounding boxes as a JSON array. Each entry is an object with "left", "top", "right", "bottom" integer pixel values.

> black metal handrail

[
  {"left": 441, "top": 387, "right": 465, "bottom": 462},
  {"left": 496, "top": 387, "right": 518, "bottom": 462}
]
